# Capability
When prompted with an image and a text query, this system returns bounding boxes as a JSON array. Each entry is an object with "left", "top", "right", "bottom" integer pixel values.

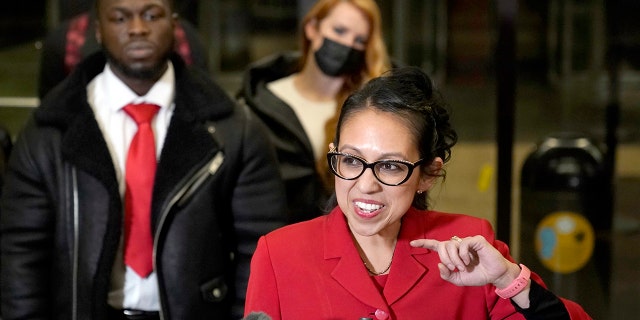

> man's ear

[
  {"left": 419, "top": 157, "right": 443, "bottom": 191},
  {"left": 171, "top": 12, "right": 179, "bottom": 26},
  {"left": 95, "top": 21, "right": 102, "bottom": 45}
]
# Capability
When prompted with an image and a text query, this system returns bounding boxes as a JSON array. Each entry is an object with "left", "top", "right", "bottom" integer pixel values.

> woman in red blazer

[{"left": 245, "top": 66, "right": 591, "bottom": 320}]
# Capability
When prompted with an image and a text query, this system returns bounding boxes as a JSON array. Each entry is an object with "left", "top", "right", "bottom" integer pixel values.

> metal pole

[
  {"left": 46, "top": 0, "right": 61, "bottom": 31},
  {"left": 547, "top": 0, "right": 559, "bottom": 82},
  {"left": 562, "top": 0, "right": 574, "bottom": 81},
  {"left": 495, "top": 0, "right": 518, "bottom": 244},
  {"left": 392, "top": 0, "right": 408, "bottom": 64},
  {"left": 199, "top": 0, "right": 222, "bottom": 76},
  {"left": 604, "top": 1, "right": 618, "bottom": 213}
]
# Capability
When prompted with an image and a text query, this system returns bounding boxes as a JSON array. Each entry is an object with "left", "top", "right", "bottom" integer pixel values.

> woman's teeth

[{"left": 355, "top": 202, "right": 383, "bottom": 213}]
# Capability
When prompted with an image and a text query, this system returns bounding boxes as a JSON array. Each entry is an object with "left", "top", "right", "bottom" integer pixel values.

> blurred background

[{"left": 1, "top": 1, "right": 638, "bottom": 318}]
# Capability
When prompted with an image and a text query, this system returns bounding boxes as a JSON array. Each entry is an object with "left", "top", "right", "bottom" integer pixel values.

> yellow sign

[{"left": 534, "top": 211, "right": 595, "bottom": 274}]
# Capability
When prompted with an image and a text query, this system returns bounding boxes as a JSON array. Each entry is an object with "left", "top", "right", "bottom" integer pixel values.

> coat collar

[
  {"left": 241, "top": 50, "right": 302, "bottom": 99},
  {"left": 323, "top": 207, "right": 434, "bottom": 307},
  {"left": 37, "top": 52, "right": 234, "bottom": 127},
  {"left": 33, "top": 51, "right": 234, "bottom": 220},
  {"left": 238, "top": 51, "right": 315, "bottom": 160}
]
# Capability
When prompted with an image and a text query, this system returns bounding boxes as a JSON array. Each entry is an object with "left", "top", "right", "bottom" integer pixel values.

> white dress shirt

[{"left": 87, "top": 62, "right": 175, "bottom": 311}]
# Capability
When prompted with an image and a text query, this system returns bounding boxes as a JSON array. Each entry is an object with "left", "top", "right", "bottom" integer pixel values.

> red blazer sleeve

[
  {"left": 244, "top": 236, "right": 281, "bottom": 319},
  {"left": 563, "top": 298, "right": 592, "bottom": 320}
]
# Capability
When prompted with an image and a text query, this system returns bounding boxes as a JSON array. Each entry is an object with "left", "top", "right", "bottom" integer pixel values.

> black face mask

[{"left": 314, "top": 38, "right": 365, "bottom": 77}]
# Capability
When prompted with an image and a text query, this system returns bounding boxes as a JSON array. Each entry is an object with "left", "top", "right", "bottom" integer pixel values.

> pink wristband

[{"left": 495, "top": 264, "right": 530, "bottom": 299}]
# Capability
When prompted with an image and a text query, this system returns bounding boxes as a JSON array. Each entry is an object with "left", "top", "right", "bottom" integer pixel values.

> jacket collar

[
  {"left": 33, "top": 51, "right": 234, "bottom": 219},
  {"left": 241, "top": 50, "right": 302, "bottom": 100},
  {"left": 323, "top": 207, "right": 433, "bottom": 307},
  {"left": 238, "top": 51, "right": 315, "bottom": 159},
  {"left": 37, "top": 52, "right": 233, "bottom": 127}
]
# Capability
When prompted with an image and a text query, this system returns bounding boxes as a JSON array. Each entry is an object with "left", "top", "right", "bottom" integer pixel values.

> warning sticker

[{"left": 534, "top": 211, "right": 595, "bottom": 274}]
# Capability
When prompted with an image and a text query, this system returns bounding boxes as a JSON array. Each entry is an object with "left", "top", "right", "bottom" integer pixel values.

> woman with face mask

[{"left": 237, "top": 0, "right": 391, "bottom": 224}]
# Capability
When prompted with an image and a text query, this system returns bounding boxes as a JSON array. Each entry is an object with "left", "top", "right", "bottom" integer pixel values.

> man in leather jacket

[{"left": 0, "top": 0, "right": 287, "bottom": 319}]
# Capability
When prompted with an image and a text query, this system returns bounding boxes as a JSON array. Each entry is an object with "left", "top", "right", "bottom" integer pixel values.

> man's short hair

[{"left": 94, "top": 0, "right": 176, "bottom": 15}]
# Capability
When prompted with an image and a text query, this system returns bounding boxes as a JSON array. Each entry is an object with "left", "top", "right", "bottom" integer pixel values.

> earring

[{"left": 417, "top": 190, "right": 423, "bottom": 194}]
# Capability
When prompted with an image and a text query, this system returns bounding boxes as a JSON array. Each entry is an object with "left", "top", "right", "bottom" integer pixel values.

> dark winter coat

[
  {"left": 0, "top": 52, "right": 287, "bottom": 320},
  {"left": 237, "top": 51, "right": 330, "bottom": 224}
]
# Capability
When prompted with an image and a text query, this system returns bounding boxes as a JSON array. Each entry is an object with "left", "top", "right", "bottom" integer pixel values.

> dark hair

[{"left": 332, "top": 66, "right": 458, "bottom": 210}]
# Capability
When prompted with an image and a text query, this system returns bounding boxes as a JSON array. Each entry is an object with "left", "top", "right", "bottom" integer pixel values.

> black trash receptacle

[{"left": 520, "top": 132, "right": 611, "bottom": 319}]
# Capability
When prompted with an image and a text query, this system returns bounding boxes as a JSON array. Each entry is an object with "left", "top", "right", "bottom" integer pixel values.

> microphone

[{"left": 243, "top": 312, "right": 273, "bottom": 320}]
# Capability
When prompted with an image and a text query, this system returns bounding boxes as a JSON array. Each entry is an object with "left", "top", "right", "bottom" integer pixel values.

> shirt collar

[{"left": 96, "top": 61, "right": 175, "bottom": 112}]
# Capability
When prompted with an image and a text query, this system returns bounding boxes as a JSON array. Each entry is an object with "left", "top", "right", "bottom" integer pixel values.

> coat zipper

[
  {"left": 69, "top": 150, "right": 224, "bottom": 319},
  {"left": 71, "top": 167, "right": 79, "bottom": 320},
  {"left": 153, "top": 150, "right": 224, "bottom": 319}
]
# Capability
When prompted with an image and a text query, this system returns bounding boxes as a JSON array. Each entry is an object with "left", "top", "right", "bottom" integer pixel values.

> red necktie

[{"left": 123, "top": 103, "right": 160, "bottom": 277}]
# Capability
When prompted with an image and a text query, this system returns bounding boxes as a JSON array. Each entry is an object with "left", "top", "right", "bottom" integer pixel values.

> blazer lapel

[
  {"left": 384, "top": 237, "right": 429, "bottom": 305},
  {"left": 385, "top": 209, "right": 431, "bottom": 305},
  {"left": 324, "top": 210, "right": 389, "bottom": 308},
  {"left": 62, "top": 108, "right": 118, "bottom": 192},
  {"left": 324, "top": 208, "right": 435, "bottom": 308}
]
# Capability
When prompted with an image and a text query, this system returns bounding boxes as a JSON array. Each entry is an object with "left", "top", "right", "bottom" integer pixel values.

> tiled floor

[{"left": 1, "top": 35, "right": 639, "bottom": 318}]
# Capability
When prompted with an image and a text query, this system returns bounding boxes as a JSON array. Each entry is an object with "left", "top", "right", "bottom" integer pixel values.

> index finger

[{"left": 410, "top": 239, "right": 440, "bottom": 250}]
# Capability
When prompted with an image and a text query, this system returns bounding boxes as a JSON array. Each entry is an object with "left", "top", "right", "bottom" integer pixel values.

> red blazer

[{"left": 245, "top": 207, "right": 591, "bottom": 320}]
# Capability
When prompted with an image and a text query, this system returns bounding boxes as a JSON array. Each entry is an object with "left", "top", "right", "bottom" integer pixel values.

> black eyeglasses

[{"left": 327, "top": 149, "right": 424, "bottom": 186}]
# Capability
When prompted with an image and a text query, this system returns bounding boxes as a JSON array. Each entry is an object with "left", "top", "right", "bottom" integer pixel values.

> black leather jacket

[
  {"left": 237, "top": 52, "right": 331, "bottom": 224},
  {"left": 0, "top": 53, "right": 287, "bottom": 320}
]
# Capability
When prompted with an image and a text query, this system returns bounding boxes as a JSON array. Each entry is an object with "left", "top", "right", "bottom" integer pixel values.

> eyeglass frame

[{"left": 326, "top": 148, "right": 425, "bottom": 186}]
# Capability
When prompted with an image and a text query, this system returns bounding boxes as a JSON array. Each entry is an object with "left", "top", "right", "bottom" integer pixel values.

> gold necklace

[{"left": 363, "top": 248, "right": 395, "bottom": 276}]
